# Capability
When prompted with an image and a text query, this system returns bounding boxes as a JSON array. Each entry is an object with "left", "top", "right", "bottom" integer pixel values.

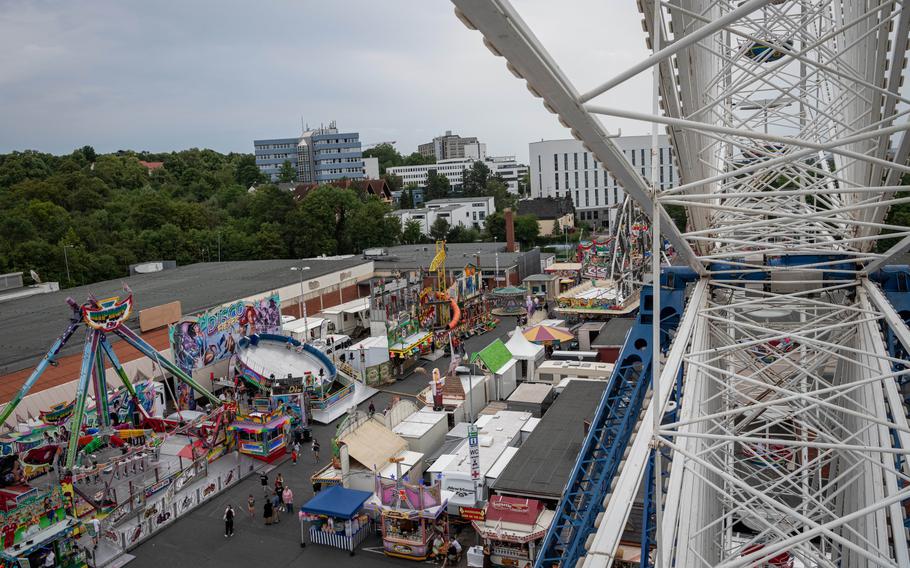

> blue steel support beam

[
  {"left": 535, "top": 268, "right": 697, "bottom": 568},
  {"left": 114, "top": 324, "right": 220, "bottom": 405},
  {"left": 66, "top": 330, "right": 102, "bottom": 469},
  {"left": 0, "top": 300, "right": 83, "bottom": 426}
]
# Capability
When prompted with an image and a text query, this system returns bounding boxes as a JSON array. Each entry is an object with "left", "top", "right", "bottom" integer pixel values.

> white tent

[{"left": 505, "top": 326, "right": 545, "bottom": 381}]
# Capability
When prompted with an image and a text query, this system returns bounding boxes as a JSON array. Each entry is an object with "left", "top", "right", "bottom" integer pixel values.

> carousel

[{"left": 490, "top": 286, "right": 528, "bottom": 317}]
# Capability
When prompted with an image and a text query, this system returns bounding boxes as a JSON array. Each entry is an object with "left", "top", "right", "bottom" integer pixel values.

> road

[{"left": 127, "top": 317, "right": 518, "bottom": 567}]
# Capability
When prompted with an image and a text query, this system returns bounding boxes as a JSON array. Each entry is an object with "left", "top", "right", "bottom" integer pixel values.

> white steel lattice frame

[{"left": 451, "top": 0, "right": 910, "bottom": 566}]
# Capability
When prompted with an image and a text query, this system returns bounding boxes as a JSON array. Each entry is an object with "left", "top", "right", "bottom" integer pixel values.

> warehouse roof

[
  {"left": 492, "top": 380, "right": 608, "bottom": 500},
  {"left": 0, "top": 257, "right": 369, "bottom": 375}
]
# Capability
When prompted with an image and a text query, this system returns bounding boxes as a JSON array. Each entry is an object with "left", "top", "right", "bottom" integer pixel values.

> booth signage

[
  {"left": 459, "top": 506, "right": 485, "bottom": 521},
  {"left": 468, "top": 425, "right": 480, "bottom": 480}
]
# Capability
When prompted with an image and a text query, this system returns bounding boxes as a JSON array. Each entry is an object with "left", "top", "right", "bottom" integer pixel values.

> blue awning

[{"left": 301, "top": 485, "right": 372, "bottom": 519}]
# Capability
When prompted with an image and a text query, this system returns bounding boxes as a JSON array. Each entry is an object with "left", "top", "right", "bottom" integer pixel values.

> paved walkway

[{"left": 126, "top": 318, "right": 517, "bottom": 567}]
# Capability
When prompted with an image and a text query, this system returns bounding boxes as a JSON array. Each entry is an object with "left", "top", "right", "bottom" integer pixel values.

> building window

[
  {"left": 554, "top": 154, "right": 558, "bottom": 171},
  {"left": 585, "top": 190, "right": 590, "bottom": 207},
  {"left": 574, "top": 172, "right": 579, "bottom": 188},
  {"left": 555, "top": 172, "right": 559, "bottom": 190},
  {"left": 641, "top": 148, "right": 645, "bottom": 166},
  {"left": 669, "top": 166, "right": 673, "bottom": 184},
  {"left": 565, "top": 172, "right": 569, "bottom": 189},
  {"left": 584, "top": 171, "right": 589, "bottom": 188},
  {"left": 583, "top": 153, "right": 588, "bottom": 169},
  {"left": 613, "top": 187, "right": 619, "bottom": 205},
  {"left": 564, "top": 154, "right": 568, "bottom": 171},
  {"left": 631, "top": 151, "right": 636, "bottom": 166},
  {"left": 573, "top": 153, "right": 578, "bottom": 170},
  {"left": 595, "top": 188, "right": 599, "bottom": 206},
  {"left": 594, "top": 170, "right": 598, "bottom": 187},
  {"left": 575, "top": 191, "right": 579, "bottom": 205},
  {"left": 659, "top": 147, "right": 664, "bottom": 165}
]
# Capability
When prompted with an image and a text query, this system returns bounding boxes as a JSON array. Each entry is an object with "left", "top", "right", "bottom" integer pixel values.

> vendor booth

[
  {"left": 505, "top": 326, "right": 545, "bottom": 382},
  {"left": 0, "top": 486, "right": 86, "bottom": 568},
  {"left": 227, "top": 409, "right": 290, "bottom": 462},
  {"left": 472, "top": 496, "right": 555, "bottom": 567},
  {"left": 299, "top": 485, "right": 372, "bottom": 555},
  {"left": 368, "top": 475, "right": 450, "bottom": 561}
]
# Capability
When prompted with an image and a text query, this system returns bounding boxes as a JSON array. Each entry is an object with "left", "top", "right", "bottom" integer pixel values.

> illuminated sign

[
  {"left": 82, "top": 295, "right": 133, "bottom": 331},
  {"left": 459, "top": 506, "right": 485, "bottom": 521},
  {"left": 491, "top": 500, "right": 529, "bottom": 513}
]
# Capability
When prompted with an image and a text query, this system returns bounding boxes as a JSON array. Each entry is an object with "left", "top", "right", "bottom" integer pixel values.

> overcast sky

[{"left": 0, "top": 1, "right": 654, "bottom": 163}]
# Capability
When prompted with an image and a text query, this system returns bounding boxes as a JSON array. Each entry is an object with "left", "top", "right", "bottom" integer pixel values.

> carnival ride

[
  {"left": 420, "top": 241, "right": 461, "bottom": 332},
  {"left": 454, "top": 1, "right": 910, "bottom": 567}
]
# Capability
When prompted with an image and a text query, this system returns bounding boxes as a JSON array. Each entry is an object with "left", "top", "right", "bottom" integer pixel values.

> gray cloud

[{"left": 0, "top": 0, "right": 653, "bottom": 162}]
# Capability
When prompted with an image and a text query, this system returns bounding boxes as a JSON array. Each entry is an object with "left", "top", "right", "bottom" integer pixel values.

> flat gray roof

[
  {"left": 372, "top": 243, "right": 526, "bottom": 272},
  {"left": 0, "top": 257, "right": 368, "bottom": 375},
  {"left": 591, "top": 318, "right": 636, "bottom": 347},
  {"left": 492, "top": 380, "right": 608, "bottom": 500}
]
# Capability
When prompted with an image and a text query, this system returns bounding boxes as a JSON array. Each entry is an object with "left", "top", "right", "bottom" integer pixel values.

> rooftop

[
  {"left": 517, "top": 197, "right": 575, "bottom": 220},
  {"left": 492, "top": 380, "right": 608, "bottom": 499},
  {"left": 591, "top": 317, "right": 636, "bottom": 347},
  {"left": 371, "top": 243, "right": 529, "bottom": 272},
  {"left": 0, "top": 257, "right": 369, "bottom": 375},
  {"left": 425, "top": 196, "right": 493, "bottom": 205}
]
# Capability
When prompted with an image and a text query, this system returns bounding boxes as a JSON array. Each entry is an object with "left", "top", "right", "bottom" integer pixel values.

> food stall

[
  {"left": 299, "top": 485, "right": 373, "bottom": 555},
  {"left": 369, "top": 475, "right": 450, "bottom": 561},
  {"left": 0, "top": 486, "right": 86, "bottom": 568},
  {"left": 472, "top": 496, "right": 555, "bottom": 567},
  {"left": 227, "top": 409, "right": 290, "bottom": 462}
]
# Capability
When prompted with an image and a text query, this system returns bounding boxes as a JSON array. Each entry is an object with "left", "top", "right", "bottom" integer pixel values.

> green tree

[
  {"left": 514, "top": 214, "right": 540, "bottom": 246},
  {"left": 446, "top": 225, "right": 481, "bottom": 243},
  {"left": 665, "top": 204, "right": 687, "bottom": 231},
  {"left": 484, "top": 178, "right": 517, "bottom": 211},
  {"left": 362, "top": 144, "right": 403, "bottom": 174},
  {"left": 403, "top": 152, "right": 435, "bottom": 166},
  {"left": 383, "top": 173, "right": 403, "bottom": 193},
  {"left": 349, "top": 197, "right": 401, "bottom": 250},
  {"left": 402, "top": 219, "right": 424, "bottom": 244},
  {"left": 80, "top": 145, "right": 97, "bottom": 163},
  {"left": 484, "top": 211, "right": 506, "bottom": 242},
  {"left": 462, "top": 161, "right": 491, "bottom": 196},
  {"left": 424, "top": 172, "right": 451, "bottom": 201},
  {"left": 429, "top": 217, "right": 450, "bottom": 241},
  {"left": 398, "top": 185, "right": 415, "bottom": 209},
  {"left": 235, "top": 154, "right": 264, "bottom": 187},
  {"left": 518, "top": 171, "right": 531, "bottom": 196},
  {"left": 277, "top": 160, "right": 297, "bottom": 183}
]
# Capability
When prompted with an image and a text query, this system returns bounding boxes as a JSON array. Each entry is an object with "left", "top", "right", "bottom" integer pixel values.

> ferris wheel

[{"left": 452, "top": 1, "right": 910, "bottom": 566}]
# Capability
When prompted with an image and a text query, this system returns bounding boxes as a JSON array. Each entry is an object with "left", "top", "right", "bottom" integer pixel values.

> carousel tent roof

[
  {"left": 471, "top": 339, "right": 514, "bottom": 374},
  {"left": 339, "top": 419, "right": 408, "bottom": 470},
  {"left": 301, "top": 485, "right": 372, "bottom": 519},
  {"left": 493, "top": 286, "right": 527, "bottom": 296},
  {"left": 505, "top": 327, "right": 544, "bottom": 359},
  {"left": 523, "top": 324, "right": 574, "bottom": 343}
]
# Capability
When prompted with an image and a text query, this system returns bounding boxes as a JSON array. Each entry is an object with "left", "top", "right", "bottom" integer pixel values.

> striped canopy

[{"left": 523, "top": 325, "right": 574, "bottom": 344}]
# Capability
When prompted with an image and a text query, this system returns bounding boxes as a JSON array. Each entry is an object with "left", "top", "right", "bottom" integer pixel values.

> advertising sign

[
  {"left": 170, "top": 292, "right": 282, "bottom": 373},
  {"left": 82, "top": 295, "right": 133, "bottom": 331},
  {"left": 459, "top": 506, "right": 485, "bottom": 521},
  {"left": 468, "top": 424, "right": 480, "bottom": 480}
]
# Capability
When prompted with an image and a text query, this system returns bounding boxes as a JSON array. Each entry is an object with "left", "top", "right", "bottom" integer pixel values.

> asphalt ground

[{"left": 127, "top": 317, "right": 517, "bottom": 568}]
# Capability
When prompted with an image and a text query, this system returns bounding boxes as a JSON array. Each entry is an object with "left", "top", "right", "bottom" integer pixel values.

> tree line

[{"left": 0, "top": 147, "right": 404, "bottom": 288}]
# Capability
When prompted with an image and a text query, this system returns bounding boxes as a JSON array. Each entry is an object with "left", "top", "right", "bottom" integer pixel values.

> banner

[{"left": 170, "top": 292, "right": 282, "bottom": 373}]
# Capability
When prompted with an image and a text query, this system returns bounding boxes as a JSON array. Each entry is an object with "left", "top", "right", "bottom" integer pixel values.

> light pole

[
  {"left": 62, "top": 245, "right": 74, "bottom": 285},
  {"left": 291, "top": 265, "right": 311, "bottom": 342}
]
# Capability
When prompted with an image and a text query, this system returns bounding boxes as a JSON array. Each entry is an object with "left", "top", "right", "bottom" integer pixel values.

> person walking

[
  {"left": 247, "top": 495, "right": 255, "bottom": 520},
  {"left": 312, "top": 438, "right": 320, "bottom": 463},
  {"left": 368, "top": 401, "right": 375, "bottom": 417},
  {"left": 271, "top": 491, "right": 282, "bottom": 523},
  {"left": 263, "top": 499, "right": 273, "bottom": 526},
  {"left": 259, "top": 472, "right": 269, "bottom": 496},
  {"left": 223, "top": 504, "right": 235, "bottom": 538},
  {"left": 274, "top": 473, "right": 285, "bottom": 509},
  {"left": 282, "top": 486, "right": 294, "bottom": 515}
]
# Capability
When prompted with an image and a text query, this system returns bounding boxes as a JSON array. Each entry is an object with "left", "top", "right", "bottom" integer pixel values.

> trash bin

[{"left": 467, "top": 545, "right": 485, "bottom": 567}]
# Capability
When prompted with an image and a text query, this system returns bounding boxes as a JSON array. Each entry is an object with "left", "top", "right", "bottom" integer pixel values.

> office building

[
  {"left": 389, "top": 196, "right": 495, "bottom": 235},
  {"left": 388, "top": 156, "right": 527, "bottom": 194},
  {"left": 253, "top": 121, "right": 364, "bottom": 183},
  {"left": 528, "top": 135, "right": 675, "bottom": 230},
  {"left": 418, "top": 131, "right": 486, "bottom": 161}
]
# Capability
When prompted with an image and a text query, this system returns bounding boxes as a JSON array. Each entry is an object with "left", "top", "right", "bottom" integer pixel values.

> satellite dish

[{"left": 29, "top": 270, "right": 41, "bottom": 283}]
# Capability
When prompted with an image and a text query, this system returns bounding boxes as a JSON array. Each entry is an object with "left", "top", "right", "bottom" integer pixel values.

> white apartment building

[
  {"left": 529, "top": 135, "right": 675, "bottom": 230},
  {"left": 388, "top": 156, "right": 528, "bottom": 194},
  {"left": 362, "top": 156, "right": 380, "bottom": 179},
  {"left": 389, "top": 196, "right": 495, "bottom": 235}
]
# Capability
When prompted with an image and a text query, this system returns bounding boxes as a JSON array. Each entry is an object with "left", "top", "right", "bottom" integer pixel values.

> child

[
  {"left": 291, "top": 447, "right": 298, "bottom": 465},
  {"left": 247, "top": 495, "right": 255, "bottom": 519}
]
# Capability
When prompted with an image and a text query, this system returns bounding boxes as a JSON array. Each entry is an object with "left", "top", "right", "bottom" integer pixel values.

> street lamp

[
  {"left": 62, "top": 245, "right": 75, "bottom": 285},
  {"left": 291, "top": 265, "right": 311, "bottom": 342}
]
